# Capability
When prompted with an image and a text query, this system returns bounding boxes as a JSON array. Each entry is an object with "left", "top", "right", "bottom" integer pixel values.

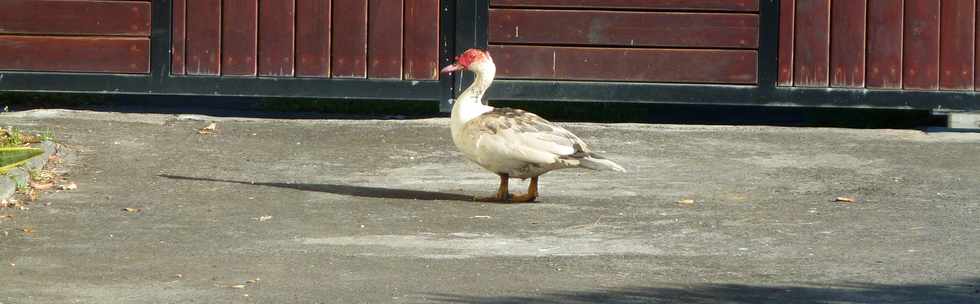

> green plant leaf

[{"left": 0, "top": 147, "right": 43, "bottom": 174}]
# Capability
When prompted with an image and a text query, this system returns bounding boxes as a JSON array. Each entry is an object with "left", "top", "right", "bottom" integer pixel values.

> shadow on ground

[
  {"left": 158, "top": 174, "right": 475, "bottom": 202},
  {"left": 426, "top": 279, "right": 980, "bottom": 304}
]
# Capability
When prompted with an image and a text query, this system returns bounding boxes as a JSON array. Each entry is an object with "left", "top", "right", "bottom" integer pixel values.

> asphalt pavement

[{"left": 1, "top": 109, "right": 978, "bottom": 303}]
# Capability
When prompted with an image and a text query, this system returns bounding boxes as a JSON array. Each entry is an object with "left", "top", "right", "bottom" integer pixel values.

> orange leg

[
  {"left": 476, "top": 174, "right": 511, "bottom": 202},
  {"left": 510, "top": 176, "right": 538, "bottom": 203}
]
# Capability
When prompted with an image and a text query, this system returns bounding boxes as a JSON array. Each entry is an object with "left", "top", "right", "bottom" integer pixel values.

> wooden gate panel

[
  {"left": 172, "top": 0, "right": 187, "bottom": 75},
  {"left": 404, "top": 0, "right": 441, "bottom": 80},
  {"left": 792, "top": 0, "right": 830, "bottom": 87},
  {"left": 0, "top": 36, "right": 148, "bottom": 74},
  {"left": 939, "top": 0, "right": 975, "bottom": 91},
  {"left": 175, "top": 0, "right": 438, "bottom": 80},
  {"left": 368, "top": 0, "right": 404, "bottom": 79},
  {"left": 185, "top": 0, "right": 222, "bottom": 75},
  {"left": 296, "top": 0, "right": 331, "bottom": 77},
  {"left": 830, "top": 0, "right": 866, "bottom": 88},
  {"left": 866, "top": 0, "right": 903, "bottom": 89},
  {"left": 777, "top": 0, "right": 795, "bottom": 86},
  {"left": 490, "top": 45, "right": 757, "bottom": 84},
  {"left": 903, "top": 0, "right": 940, "bottom": 90},
  {"left": 0, "top": 0, "right": 150, "bottom": 36},
  {"left": 331, "top": 0, "right": 368, "bottom": 78},
  {"left": 222, "top": 0, "right": 258, "bottom": 76},
  {"left": 488, "top": 0, "right": 760, "bottom": 84},
  {"left": 258, "top": 0, "right": 296, "bottom": 76},
  {"left": 491, "top": 0, "right": 759, "bottom": 11},
  {"left": 490, "top": 10, "right": 758, "bottom": 49},
  {"left": 0, "top": 0, "right": 151, "bottom": 74}
]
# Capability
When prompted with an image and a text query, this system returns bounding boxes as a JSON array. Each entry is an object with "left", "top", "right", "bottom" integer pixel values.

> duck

[{"left": 440, "top": 49, "right": 626, "bottom": 203}]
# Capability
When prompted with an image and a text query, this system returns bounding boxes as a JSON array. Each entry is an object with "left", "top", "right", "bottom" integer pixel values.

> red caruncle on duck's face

[
  {"left": 441, "top": 49, "right": 491, "bottom": 74},
  {"left": 457, "top": 49, "right": 489, "bottom": 68}
]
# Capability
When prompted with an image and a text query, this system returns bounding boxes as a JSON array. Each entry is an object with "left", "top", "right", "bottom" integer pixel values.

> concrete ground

[{"left": 1, "top": 109, "right": 979, "bottom": 304}]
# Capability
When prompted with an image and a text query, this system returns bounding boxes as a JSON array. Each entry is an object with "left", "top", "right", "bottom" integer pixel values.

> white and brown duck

[{"left": 441, "top": 49, "right": 626, "bottom": 203}]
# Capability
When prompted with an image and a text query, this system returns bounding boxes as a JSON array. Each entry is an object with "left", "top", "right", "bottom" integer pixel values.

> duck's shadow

[{"left": 158, "top": 174, "right": 477, "bottom": 202}]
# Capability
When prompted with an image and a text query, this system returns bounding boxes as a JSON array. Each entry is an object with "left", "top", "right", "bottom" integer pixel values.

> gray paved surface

[{"left": 1, "top": 109, "right": 979, "bottom": 303}]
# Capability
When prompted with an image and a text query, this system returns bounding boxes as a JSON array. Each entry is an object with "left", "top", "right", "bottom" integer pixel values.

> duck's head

[{"left": 441, "top": 49, "right": 493, "bottom": 74}]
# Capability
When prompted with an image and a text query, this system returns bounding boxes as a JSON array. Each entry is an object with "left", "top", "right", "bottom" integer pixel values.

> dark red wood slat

[
  {"left": 777, "top": 0, "right": 795, "bottom": 86},
  {"left": 830, "top": 0, "right": 866, "bottom": 88},
  {"left": 172, "top": 0, "right": 187, "bottom": 75},
  {"left": 332, "top": 0, "right": 368, "bottom": 78},
  {"left": 793, "top": 0, "right": 830, "bottom": 87},
  {"left": 223, "top": 0, "right": 258, "bottom": 76},
  {"left": 258, "top": 0, "right": 296, "bottom": 76},
  {"left": 489, "top": 9, "right": 759, "bottom": 49},
  {"left": 0, "top": 0, "right": 150, "bottom": 36},
  {"left": 939, "top": 0, "right": 975, "bottom": 90},
  {"left": 404, "top": 0, "right": 441, "bottom": 80},
  {"left": 866, "top": 0, "right": 903, "bottom": 89},
  {"left": 296, "top": 0, "right": 331, "bottom": 77},
  {"left": 490, "top": 0, "right": 759, "bottom": 12},
  {"left": 489, "top": 45, "right": 758, "bottom": 84},
  {"left": 0, "top": 35, "right": 149, "bottom": 73},
  {"left": 368, "top": 0, "right": 404, "bottom": 79},
  {"left": 903, "top": 0, "right": 940, "bottom": 90},
  {"left": 977, "top": 0, "right": 980, "bottom": 91},
  {"left": 185, "top": 0, "right": 221, "bottom": 75}
]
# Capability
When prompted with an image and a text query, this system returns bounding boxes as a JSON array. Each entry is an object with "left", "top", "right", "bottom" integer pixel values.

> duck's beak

[{"left": 440, "top": 63, "right": 464, "bottom": 74}]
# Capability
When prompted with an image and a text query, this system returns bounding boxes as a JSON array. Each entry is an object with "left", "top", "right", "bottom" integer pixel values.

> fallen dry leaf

[
  {"left": 246, "top": 278, "right": 260, "bottom": 284},
  {"left": 197, "top": 122, "right": 217, "bottom": 135},
  {"left": 0, "top": 199, "right": 25, "bottom": 209},
  {"left": 122, "top": 208, "right": 142, "bottom": 213},
  {"left": 30, "top": 181, "right": 54, "bottom": 190},
  {"left": 20, "top": 228, "right": 33, "bottom": 234},
  {"left": 676, "top": 199, "right": 696, "bottom": 205},
  {"left": 59, "top": 183, "right": 78, "bottom": 191},
  {"left": 26, "top": 188, "right": 38, "bottom": 201},
  {"left": 834, "top": 197, "right": 856, "bottom": 203}
]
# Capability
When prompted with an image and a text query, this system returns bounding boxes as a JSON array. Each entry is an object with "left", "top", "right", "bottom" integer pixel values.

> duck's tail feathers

[{"left": 579, "top": 154, "right": 626, "bottom": 173}]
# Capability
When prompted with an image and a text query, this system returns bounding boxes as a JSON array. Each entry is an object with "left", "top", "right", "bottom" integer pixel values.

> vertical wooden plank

[
  {"left": 777, "top": 0, "right": 795, "bottom": 86},
  {"left": 258, "top": 0, "right": 296, "bottom": 76},
  {"left": 793, "top": 0, "right": 830, "bottom": 87},
  {"left": 171, "top": 0, "right": 186, "bottom": 75},
  {"left": 867, "top": 0, "right": 903, "bottom": 89},
  {"left": 903, "top": 0, "right": 940, "bottom": 90},
  {"left": 222, "top": 0, "right": 258, "bottom": 76},
  {"left": 404, "top": 0, "right": 440, "bottom": 80},
  {"left": 185, "top": 0, "right": 221, "bottom": 75},
  {"left": 939, "top": 0, "right": 975, "bottom": 90},
  {"left": 332, "top": 0, "right": 368, "bottom": 78},
  {"left": 830, "top": 0, "right": 867, "bottom": 88},
  {"left": 977, "top": 0, "right": 980, "bottom": 91},
  {"left": 296, "top": 0, "right": 331, "bottom": 77},
  {"left": 368, "top": 0, "right": 404, "bottom": 79}
]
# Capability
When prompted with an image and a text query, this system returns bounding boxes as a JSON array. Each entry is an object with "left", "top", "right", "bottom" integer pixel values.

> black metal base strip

[
  {"left": 488, "top": 80, "right": 980, "bottom": 110},
  {"left": 0, "top": 72, "right": 442, "bottom": 100}
]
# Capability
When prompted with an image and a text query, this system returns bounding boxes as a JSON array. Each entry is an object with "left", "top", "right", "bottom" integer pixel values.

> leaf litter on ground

[{"left": 197, "top": 122, "right": 218, "bottom": 135}]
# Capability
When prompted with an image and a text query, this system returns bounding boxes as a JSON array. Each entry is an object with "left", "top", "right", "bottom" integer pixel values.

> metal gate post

[{"left": 442, "top": 0, "right": 489, "bottom": 112}]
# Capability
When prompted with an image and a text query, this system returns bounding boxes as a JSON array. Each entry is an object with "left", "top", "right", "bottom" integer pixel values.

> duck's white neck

[{"left": 450, "top": 63, "right": 496, "bottom": 127}]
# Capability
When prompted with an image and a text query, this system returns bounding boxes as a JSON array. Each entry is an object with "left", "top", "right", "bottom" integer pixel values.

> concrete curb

[{"left": 0, "top": 141, "right": 57, "bottom": 201}]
